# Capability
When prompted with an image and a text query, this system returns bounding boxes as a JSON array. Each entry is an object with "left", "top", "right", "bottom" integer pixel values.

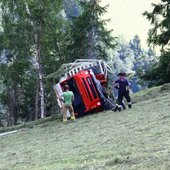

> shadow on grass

[{"left": 105, "top": 157, "right": 136, "bottom": 167}]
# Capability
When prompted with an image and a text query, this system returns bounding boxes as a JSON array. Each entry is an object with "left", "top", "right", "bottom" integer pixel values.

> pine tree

[
  {"left": 0, "top": 0, "right": 65, "bottom": 124},
  {"left": 67, "top": 0, "right": 116, "bottom": 61},
  {"left": 0, "top": 0, "right": 34, "bottom": 125},
  {"left": 116, "top": 40, "right": 135, "bottom": 73},
  {"left": 143, "top": 0, "right": 170, "bottom": 84},
  {"left": 129, "top": 35, "right": 143, "bottom": 58},
  {"left": 63, "top": 0, "right": 81, "bottom": 19}
]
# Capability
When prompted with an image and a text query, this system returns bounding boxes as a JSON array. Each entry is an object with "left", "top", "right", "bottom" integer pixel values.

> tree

[
  {"left": 0, "top": 50, "right": 33, "bottom": 125},
  {"left": 0, "top": 0, "right": 65, "bottom": 125},
  {"left": 0, "top": 0, "right": 34, "bottom": 124},
  {"left": 66, "top": 0, "right": 116, "bottom": 61},
  {"left": 111, "top": 36, "right": 158, "bottom": 92},
  {"left": 113, "top": 38, "right": 135, "bottom": 74},
  {"left": 143, "top": 0, "right": 170, "bottom": 85},
  {"left": 63, "top": 0, "right": 81, "bottom": 19},
  {"left": 129, "top": 35, "right": 144, "bottom": 71},
  {"left": 129, "top": 35, "right": 143, "bottom": 58}
]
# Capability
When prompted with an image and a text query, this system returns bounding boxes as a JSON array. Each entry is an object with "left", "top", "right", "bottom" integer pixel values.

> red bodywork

[
  {"left": 60, "top": 70, "right": 103, "bottom": 116},
  {"left": 74, "top": 70, "right": 102, "bottom": 112}
]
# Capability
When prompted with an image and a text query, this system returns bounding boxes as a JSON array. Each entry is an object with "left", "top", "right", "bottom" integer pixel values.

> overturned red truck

[{"left": 54, "top": 59, "right": 115, "bottom": 117}]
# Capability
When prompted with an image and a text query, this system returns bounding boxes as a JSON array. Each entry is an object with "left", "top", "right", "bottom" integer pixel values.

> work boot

[
  {"left": 122, "top": 105, "right": 126, "bottom": 110},
  {"left": 63, "top": 119, "right": 67, "bottom": 123},
  {"left": 122, "top": 101, "right": 126, "bottom": 110},
  {"left": 113, "top": 105, "right": 118, "bottom": 112},
  {"left": 118, "top": 107, "right": 122, "bottom": 112},
  {"left": 71, "top": 116, "right": 75, "bottom": 121}
]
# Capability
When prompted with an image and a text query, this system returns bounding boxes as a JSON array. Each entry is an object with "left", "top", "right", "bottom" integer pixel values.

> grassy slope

[{"left": 0, "top": 84, "right": 170, "bottom": 170}]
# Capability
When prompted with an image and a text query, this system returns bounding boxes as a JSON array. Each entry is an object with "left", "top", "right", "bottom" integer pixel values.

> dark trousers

[{"left": 118, "top": 91, "right": 131, "bottom": 107}]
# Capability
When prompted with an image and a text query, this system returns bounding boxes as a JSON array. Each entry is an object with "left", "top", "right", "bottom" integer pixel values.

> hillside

[{"left": 0, "top": 84, "right": 170, "bottom": 170}]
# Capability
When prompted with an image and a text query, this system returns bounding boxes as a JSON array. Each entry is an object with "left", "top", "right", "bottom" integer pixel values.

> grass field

[{"left": 0, "top": 84, "right": 170, "bottom": 170}]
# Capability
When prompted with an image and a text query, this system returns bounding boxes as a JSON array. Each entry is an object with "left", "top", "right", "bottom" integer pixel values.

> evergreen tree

[
  {"left": 129, "top": 35, "right": 143, "bottom": 58},
  {"left": 63, "top": 0, "right": 81, "bottom": 19},
  {"left": 129, "top": 35, "right": 144, "bottom": 71},
  {"left": 0, "top": 0, "right": 65, "bottom": 125},
  {"left": 111, "top": 36, "right": 157, "bottom": 92},
  {"left": 115, "top": 39, "right": 135, "bottom": 73},
  {"left": 67, "top": 0, "right": 116, "bottom": 61},
  {"left": 143, "top": 0, "right": 170, "bottom": 85}
]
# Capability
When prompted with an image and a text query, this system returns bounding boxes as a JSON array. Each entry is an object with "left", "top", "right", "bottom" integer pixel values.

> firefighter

[
  {"left": 113, "top": 72, "right": 132, "bottom": 111},
  {"left": 60, "top": 85, "right": 75, "bottom": 123}
]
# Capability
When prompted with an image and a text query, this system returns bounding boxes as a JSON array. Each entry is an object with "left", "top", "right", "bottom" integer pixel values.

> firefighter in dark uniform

[{"left": 113, "top": 72, "right": 132, "bottom": 111}]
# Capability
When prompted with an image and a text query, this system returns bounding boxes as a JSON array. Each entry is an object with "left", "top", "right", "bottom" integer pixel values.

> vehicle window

[{"left": 90, "top": 65, "right": 101, "bottom": 75}]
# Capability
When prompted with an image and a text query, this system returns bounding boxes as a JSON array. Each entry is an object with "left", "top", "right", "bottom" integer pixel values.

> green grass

[{"left": 0, "top": 84, "right": 170, "bottom": 170}]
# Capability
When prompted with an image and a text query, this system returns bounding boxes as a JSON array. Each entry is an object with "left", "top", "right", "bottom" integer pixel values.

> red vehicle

[
  {"left": 59, "top": 59, "right": 109, "bottom": 87},
  {"left": 54, "top": 59, "right": 114, "bottom": 117}
]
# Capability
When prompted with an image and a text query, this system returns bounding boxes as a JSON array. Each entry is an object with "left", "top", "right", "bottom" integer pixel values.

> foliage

[
  {"left": 143, "top": 0, "right": 170, "bottom": 85},
  {"left": 63, "top": 0, "right": 81, "bottom": 19},
  {"left": 139, "top": 51, "right": 170, "bottom": 86},
  {"left": 110, "top": 35, "right": 157, "bottom": 92},
  {"left": 0, "top": 0, "right": 67, "bottom": 125},
  {"left": 66, "top": 0, "right": 117, "bottom": 61}
]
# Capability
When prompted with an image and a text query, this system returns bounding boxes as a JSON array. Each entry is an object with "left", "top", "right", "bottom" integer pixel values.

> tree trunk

[
  {"left": 35, "top": 78, "right": 39, "bottom": 120},
  {"left": 7, "top": 107, "right": 12, "bottom": 127},
  {"left": 35, "top": 34, "right": 46, "bottom": 118},
  {"left": 25, "top": 3, "right": 46, "bottom": 119},
  {"left": 13, "top": 85, "right": 18, "bottom": 125},
  {"left": 6, "top": 86, "right": 18, "bottom": 126}
]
